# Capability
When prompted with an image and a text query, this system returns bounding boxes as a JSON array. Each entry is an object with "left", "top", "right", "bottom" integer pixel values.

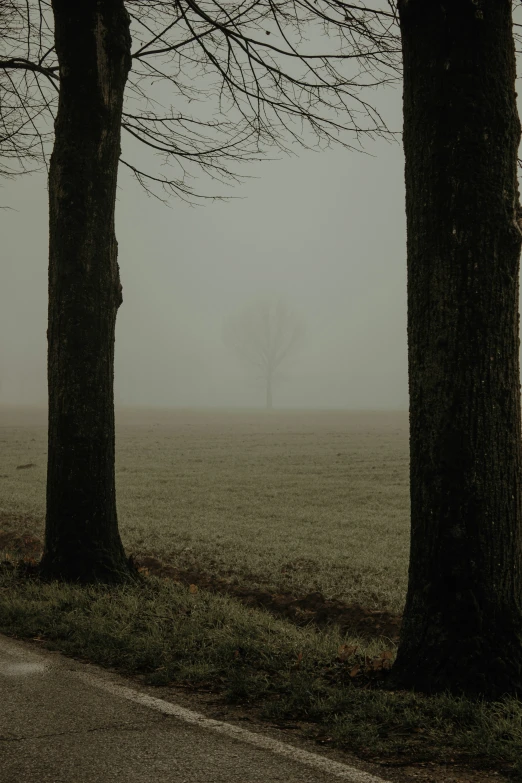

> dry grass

[{"left": 0, "top": 406, "right": 410, "bottom": 613}]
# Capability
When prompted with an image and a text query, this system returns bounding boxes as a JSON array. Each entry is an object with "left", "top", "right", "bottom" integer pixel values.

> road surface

[{"left": 0, "top": 631, "right": 396, "bottom": 783}]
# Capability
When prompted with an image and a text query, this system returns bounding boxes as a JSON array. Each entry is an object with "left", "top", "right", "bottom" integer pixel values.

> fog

[{"left": 0, "top": 83, "right": 409, "bottom": 410}]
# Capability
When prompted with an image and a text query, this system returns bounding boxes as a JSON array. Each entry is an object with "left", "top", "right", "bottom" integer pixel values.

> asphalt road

[{"left": 0, "top": 632, "right": 395, "bottom": 783}]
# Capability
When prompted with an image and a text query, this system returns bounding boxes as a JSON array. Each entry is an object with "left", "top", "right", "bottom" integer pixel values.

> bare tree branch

[
  {"left": 0, "top": 0, "right": 401, "bottom": 197},
  {"left": 0, "top": 0, "right": 55, "bottom": 176}
]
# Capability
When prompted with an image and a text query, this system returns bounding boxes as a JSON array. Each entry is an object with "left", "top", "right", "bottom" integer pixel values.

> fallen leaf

[
  {"left": 189, "top": 584, "right": 198, "bottom": 594},
  {"left": 349, "top": 665, "right": 360, "bottom": 677},
  {"left": 337, "top": 644, "right": 358, "bottom": 660}
]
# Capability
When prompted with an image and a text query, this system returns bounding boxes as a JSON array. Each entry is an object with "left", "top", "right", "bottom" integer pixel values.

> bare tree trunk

[
  {"left": 386, "top": 0, "right": 522, "bottom": 699},
  {"left": 39, "top": 0, "right": 138, "bottom": 584},
  {"left": 266, "top": 373, "right": 273, "bottom": 410}
]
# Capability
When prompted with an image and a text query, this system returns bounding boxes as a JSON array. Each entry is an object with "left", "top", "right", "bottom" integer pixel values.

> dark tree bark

[
  {"left": 386, "top": 0, "right": 522, "bottom": 699},
  {"left": 39, "top": 0, "right": 139, "bottom": 584}
]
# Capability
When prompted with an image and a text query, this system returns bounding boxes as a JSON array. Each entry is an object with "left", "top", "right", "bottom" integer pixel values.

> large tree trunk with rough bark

[
  {"left": 385, "top": 0, "right": 522, "bottom": 700},
  {"left": 39, "top": 0, "right": 138, "bottom": 584}
]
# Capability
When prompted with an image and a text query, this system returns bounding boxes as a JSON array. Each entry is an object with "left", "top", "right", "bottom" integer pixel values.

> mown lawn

[{"left": 0, "top": 406, "right": 410, "bottom": 613}]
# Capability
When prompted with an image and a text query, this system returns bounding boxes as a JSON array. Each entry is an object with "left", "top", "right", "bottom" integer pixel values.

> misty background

[{"left": 1, "top": 82, "right": 409, "bottom": 410}]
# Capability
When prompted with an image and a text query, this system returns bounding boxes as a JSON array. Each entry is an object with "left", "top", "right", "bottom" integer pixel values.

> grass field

[
  {"left": 0, "top": 406, "right": 410, "bottom": 613},
  {"left": 3, "top": 407, "right": 522, "bottom": 781}
]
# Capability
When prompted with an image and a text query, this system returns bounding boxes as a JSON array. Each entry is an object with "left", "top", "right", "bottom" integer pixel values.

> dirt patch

[{"left": 0, "top": 511, "right": 44, "bottom": 537}]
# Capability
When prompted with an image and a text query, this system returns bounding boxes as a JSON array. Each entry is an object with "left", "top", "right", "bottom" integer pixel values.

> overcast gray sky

[{"left": 1, "top": 80, "right": 408, "bottom": 410}]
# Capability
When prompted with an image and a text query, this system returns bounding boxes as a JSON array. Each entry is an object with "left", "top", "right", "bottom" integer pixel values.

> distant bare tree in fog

[{"left": 224, "top": 297, "right": 304, "bottom": 409}]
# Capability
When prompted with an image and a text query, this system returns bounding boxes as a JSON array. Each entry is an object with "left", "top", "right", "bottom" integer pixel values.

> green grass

[{"left": 0, "top": 566, "right": 521, "bottom": 779}]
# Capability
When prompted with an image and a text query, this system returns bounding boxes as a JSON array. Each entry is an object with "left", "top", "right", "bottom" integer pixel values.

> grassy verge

[{"left": 0, "top": 563, "right": 521, "bottom": 780}]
